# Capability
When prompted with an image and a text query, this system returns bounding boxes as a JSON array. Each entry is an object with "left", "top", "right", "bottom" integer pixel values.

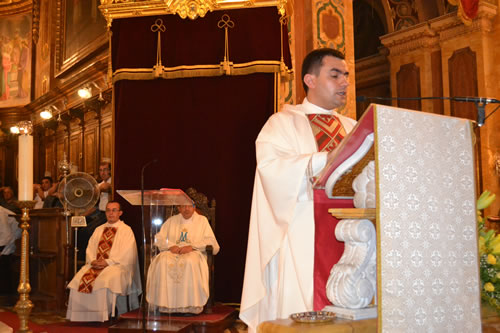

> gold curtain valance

[
  {"left": 110, "top": 12, "right": 293, "bottom": 83},
  {"left": 113, "top": 61, "right": 292, "bottom": 83}
]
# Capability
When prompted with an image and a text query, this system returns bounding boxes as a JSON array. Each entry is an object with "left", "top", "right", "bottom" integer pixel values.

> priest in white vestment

[
  {"left": 146, "top": 204, "right": 219, "bottom": 314},
  {"left": 240, "top": 48, "right": 357, "bottom": 332},
  {"left": 66, "top": 201, "right": 141, "bottom": 322}
]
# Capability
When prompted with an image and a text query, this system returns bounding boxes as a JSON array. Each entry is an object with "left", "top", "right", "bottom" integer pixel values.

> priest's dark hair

[
  {"left": 106, "top": 200, "right": 122, "bottom": 211},
  {"left": 301, "top": 48, "right": 345, "bottom": 93}
]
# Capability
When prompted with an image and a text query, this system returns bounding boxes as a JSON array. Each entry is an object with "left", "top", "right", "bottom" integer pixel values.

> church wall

[
  {"left": 482, "top": 0, "right": 500, "bottom": 216},
  {"left": 0, "top": 0, "right": 112, "bottom": 189},
  {"left": 380, "top": 1, "right": 500, "bottom": 216}
]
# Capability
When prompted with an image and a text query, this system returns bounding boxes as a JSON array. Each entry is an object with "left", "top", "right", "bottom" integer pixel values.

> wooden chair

[{"left": 185, "top": 187, "right": 216, "bottom": 313}]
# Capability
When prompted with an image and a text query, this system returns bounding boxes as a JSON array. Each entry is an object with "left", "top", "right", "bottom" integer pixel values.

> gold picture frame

[
  {"left": 0, "top": 8, "right": 32, "bottom": 108},
  {"left": 55, "top": 0, "right": 107, "bottom": 77}
]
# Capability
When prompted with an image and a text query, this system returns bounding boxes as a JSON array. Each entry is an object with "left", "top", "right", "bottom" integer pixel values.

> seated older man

[
  {"left": 0, "top": 187, "right": 20, "bottom": 214},
  {"left": 146, "top": 203, "right": 219, "bottom": 314},
  {"left": 66, "top": 201, "right": 141, "bottom": 321}
]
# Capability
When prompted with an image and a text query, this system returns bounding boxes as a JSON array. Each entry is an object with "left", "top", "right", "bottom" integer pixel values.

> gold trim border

[{"left": 373, "top": 104, "right": 382, "bottom": 329}]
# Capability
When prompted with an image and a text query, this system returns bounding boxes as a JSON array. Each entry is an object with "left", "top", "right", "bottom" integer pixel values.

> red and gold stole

[
  {"left": 307, "top": 114, "right": 346, "bottom": 152},
  {"left": 78, "top": 226, "right": 117, "bottom": 293}
]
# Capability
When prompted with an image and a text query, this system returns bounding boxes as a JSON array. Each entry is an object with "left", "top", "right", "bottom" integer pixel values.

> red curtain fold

[
  {"left": 460, "top": 0, "right": 479, "bottom": 20},
  {"left": 112, "top": 7, "right": 291, "bottom": 303}
]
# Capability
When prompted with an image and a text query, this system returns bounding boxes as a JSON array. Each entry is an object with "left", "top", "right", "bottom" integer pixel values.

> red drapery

[
  {"left": 111, "top": 7, "right": 291, "bottom": 303},
  {"left": 460, "top": 0, "right": 479, "bottom": 20}
]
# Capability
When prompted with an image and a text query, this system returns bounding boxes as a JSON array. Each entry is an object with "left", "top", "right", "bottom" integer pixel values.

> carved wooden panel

[
  {"left": 448, "top": 47, "right": 478, "bottom": 120},
  {"left": 101, "top": 122, "right": 112, "bottom": 162},
  {"left": 0, "top": 146, "right": 5, "bottom": 186},
  {"left": 70, "top": 134, "right": 81, "bottom": 172},
  {"left": 431, "top": 50, "right": 444, "bottom": 114},
  {"left": 84, "top": 128, "right": 96, "bottom": 176},
  {"left": 45, "top": 136, "right": 55, "bottom": 179},
  {"left": 396, "top": 63, "right": 421, "bottom": 111},
  {"left": 448, "top": 47, "right": 481, "bottom": 193}
]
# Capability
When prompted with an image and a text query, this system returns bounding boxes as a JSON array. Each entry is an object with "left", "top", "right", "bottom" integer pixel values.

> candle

[{"left": 18, "top": 133, "right": 33, "bottom": 201}]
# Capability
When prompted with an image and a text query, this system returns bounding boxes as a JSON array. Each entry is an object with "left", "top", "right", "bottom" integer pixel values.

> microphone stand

[{"left": 140, "top": 159, "right": 157, "bottom": 332}]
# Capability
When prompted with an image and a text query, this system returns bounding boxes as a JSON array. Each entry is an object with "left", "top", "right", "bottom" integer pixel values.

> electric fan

[{"left": 58, "top": 172, "right": 100, "bottom": 273}]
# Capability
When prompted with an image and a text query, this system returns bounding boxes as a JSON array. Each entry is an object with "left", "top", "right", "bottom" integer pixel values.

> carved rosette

[{"left": 167, "top": 0, "right": 219, "bottom": 20}]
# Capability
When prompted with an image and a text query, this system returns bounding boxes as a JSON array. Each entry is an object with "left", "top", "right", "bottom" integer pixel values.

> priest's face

[
  {"left": 305, "top": 55, "right": 349, "bottom": 110},
  {"left": 178, "top": 204, "right": 195, "bottom": 219},
  {"left": 105, "top": 202, "right": 123, "bottom": 224}
]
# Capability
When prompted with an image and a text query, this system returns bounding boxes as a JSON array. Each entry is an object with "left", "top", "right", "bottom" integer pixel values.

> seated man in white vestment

[
  {"left": 66, "top": 201, "right": 141, "bottom": 322},
  {"left": 146, "top": 203, "right": 220, "bottom": 314}
]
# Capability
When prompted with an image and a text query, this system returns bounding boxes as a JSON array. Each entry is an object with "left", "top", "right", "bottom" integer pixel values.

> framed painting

[
  {"left": 0, "top": 11, "right": 31, "bottom": 107},
  {"left": 55, "top": 0, "right": 107, "bottom": 76}
]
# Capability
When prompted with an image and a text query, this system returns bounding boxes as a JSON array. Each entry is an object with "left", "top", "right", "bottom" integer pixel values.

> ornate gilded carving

[
  {"left": 0, "top": 0, "right": 31, "bottom": 16},
  {"left": 330, "top": 145, "right": 374, "bottom": 198},
  {"left": 99, "top": 0, "right": 288, "bottom": 24},
  {"left": 382, "top": 1, "right": 498, "bottom": 56},
  {"left": 380, "top": 22, "right": 439, "bottom": 56},
  {"left": 166, "top": 0, "right": 219, "bottom": 20},
  {"left": 32, "top": 0, "right": 40, "bottom": 44},
  {"left": 387, "top": 0, "right": 419, "bottom": 30}
]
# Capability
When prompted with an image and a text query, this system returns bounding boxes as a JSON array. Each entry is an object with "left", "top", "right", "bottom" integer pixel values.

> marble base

[{"left": 323, "top": 305, "right": 377, "bottom": 320}]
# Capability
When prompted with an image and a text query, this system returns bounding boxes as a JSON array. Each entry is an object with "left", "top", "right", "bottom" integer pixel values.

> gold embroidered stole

[
  {"left": 78, "top": 226, "right": 117, "bottom": 293},
  {"left": 307, "top": 114, "right": 346, "bottom": 152}
]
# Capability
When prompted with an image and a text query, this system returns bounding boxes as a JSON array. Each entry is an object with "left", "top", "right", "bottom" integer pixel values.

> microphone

[
  {"left": 451, "top": 97, "right": 500, "bottom": 104},
  {"left": 356, "top": 95, "right": 500, "bottom": 104},
  {"left": 477, "top": 104, "right": 486, "bottom": 127}
]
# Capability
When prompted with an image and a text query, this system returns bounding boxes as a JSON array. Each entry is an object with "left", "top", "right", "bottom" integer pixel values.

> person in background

[
  {"left": 0, "top": 187, "right": 20, "bottom": 214},
  {"left": 66, "top": 201, "right": 141, "bottom": 322},
  {"left": 97, "top": 162, "right": 112, "bottom": 213},
  {"left": 146, "top": 202, "right": 219, "bottom": 314},
  {"left": 34, "top": 176, "right": 55, "bottom": 209}
]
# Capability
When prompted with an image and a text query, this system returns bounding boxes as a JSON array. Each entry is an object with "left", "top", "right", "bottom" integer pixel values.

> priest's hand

[
  {"left": 169, "top": 246, "right": 181, "bottom": 254},
  {"left": 179, "top": 246, "right": 193, "bottom": 254},
  {"left": 91, "top": 258, "right": 108, "bottom": 269}
]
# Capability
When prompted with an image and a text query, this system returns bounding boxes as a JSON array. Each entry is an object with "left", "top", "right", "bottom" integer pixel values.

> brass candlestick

[{"left": 14, "top": 200, "right": 36, "bottom": 333}]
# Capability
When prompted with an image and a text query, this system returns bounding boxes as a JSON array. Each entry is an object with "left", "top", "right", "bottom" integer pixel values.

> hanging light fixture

[
  {"left": 77, "top": 82, "right": 103, "bottom": 100},
  {"left": 40, "top": 108, "right": 53, "bottom": 119},
  {"left": 77, "top": 85, "right": 92, "bottom": 99}
]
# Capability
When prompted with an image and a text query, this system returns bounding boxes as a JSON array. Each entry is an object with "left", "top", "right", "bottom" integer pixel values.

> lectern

[{"left": 313, "top": 104, "right": 481, "bottom": 332}]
